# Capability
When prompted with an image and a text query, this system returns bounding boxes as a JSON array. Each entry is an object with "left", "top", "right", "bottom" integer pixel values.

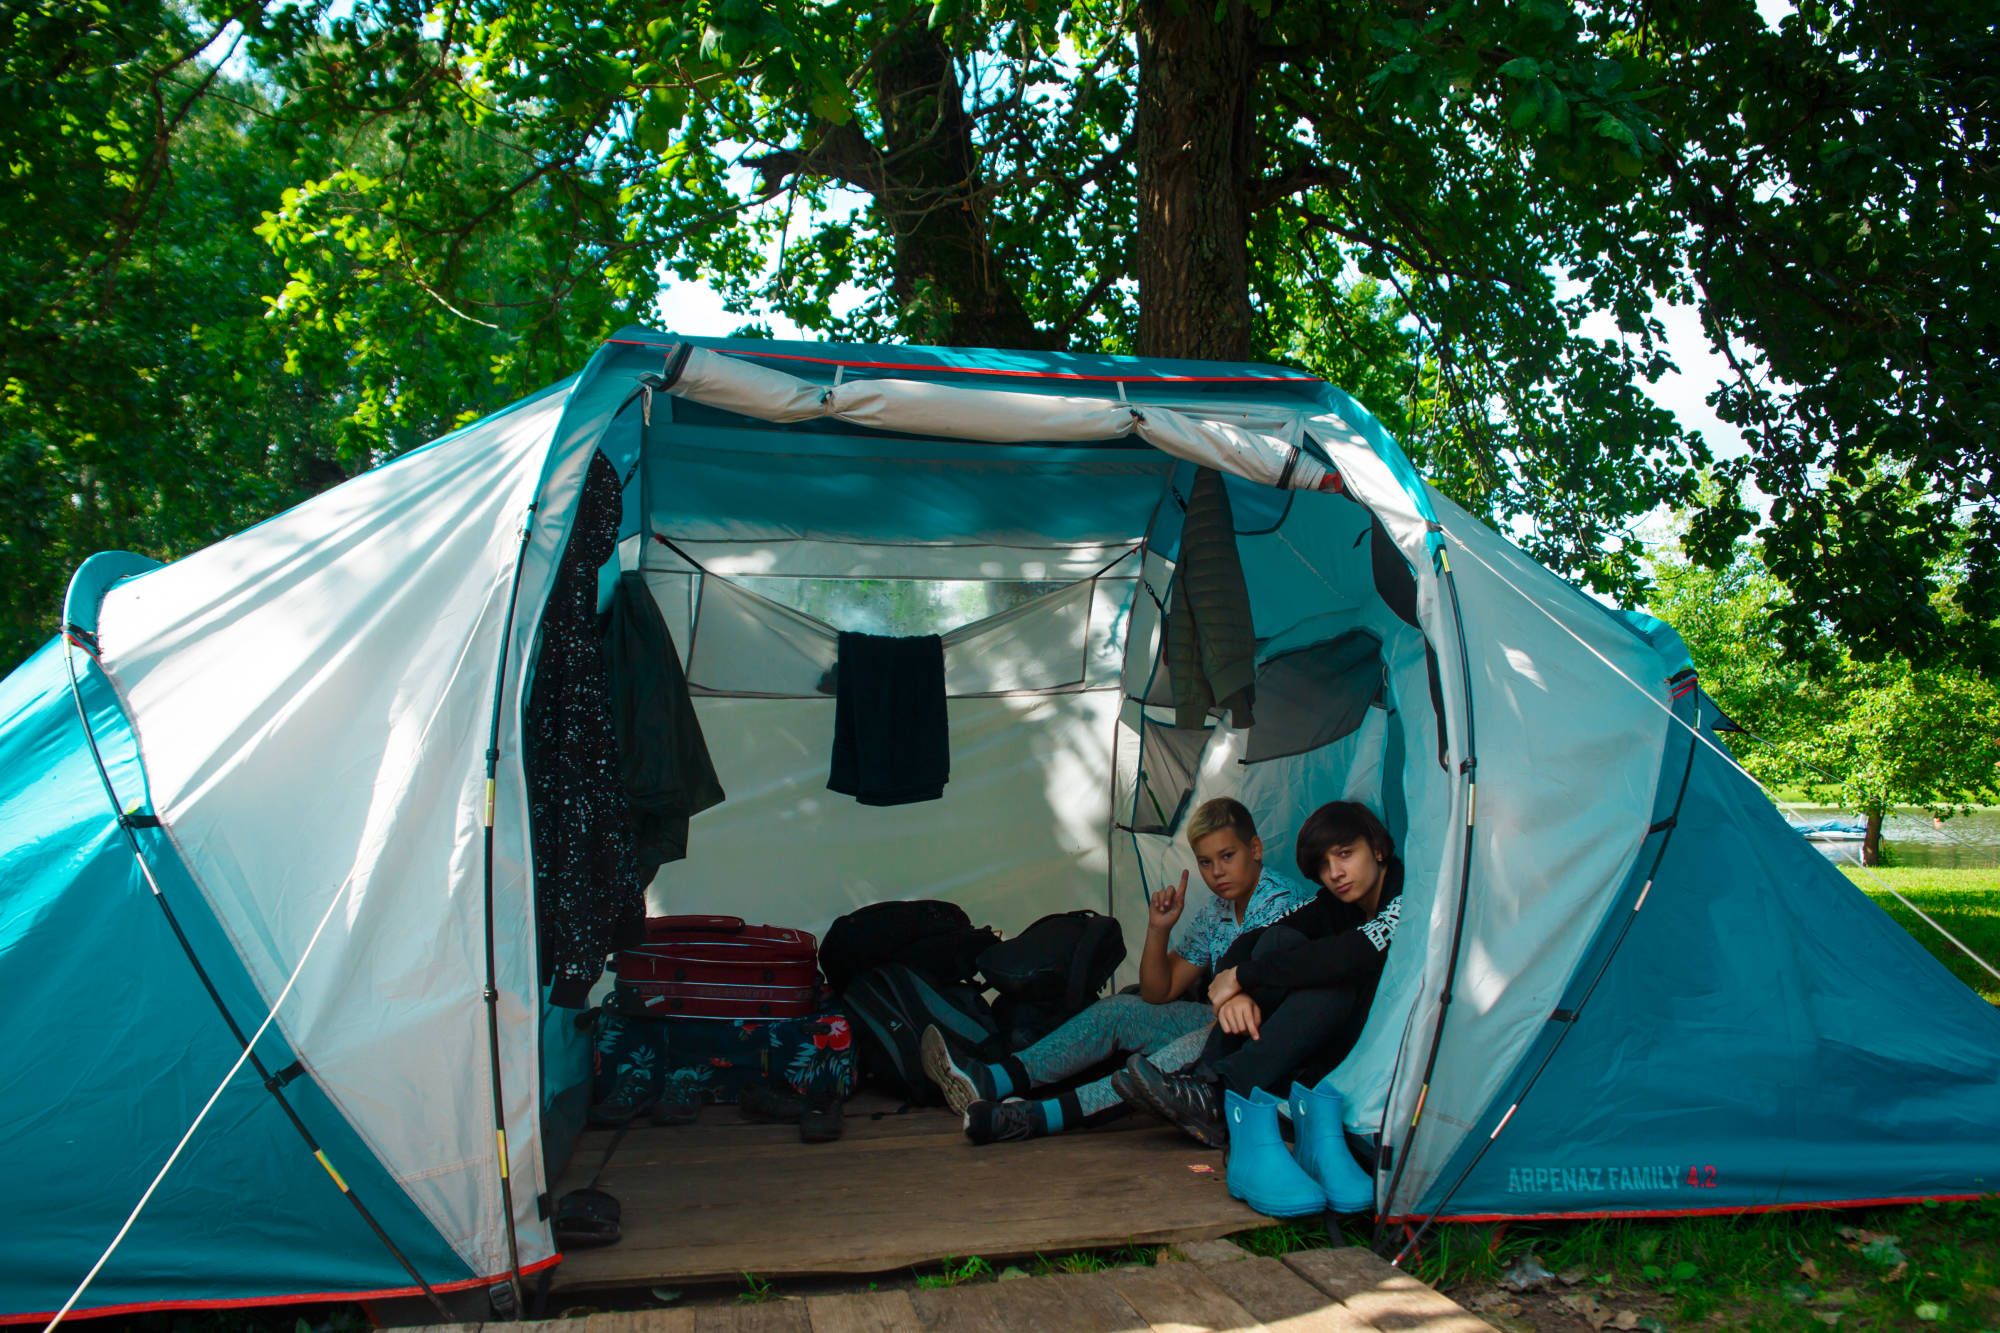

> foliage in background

[
  {"left": 0, "top": 2, "right": 652, "bottom": 671},
  {"left": 3, "top": 0, "right": 1996, "bottom": 686},
  {"left": 1647, "top": 533, "right": 2000, "bottom": 862}
]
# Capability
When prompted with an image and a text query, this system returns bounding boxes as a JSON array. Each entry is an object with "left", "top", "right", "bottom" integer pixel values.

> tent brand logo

[{"left": 1506, "top": 1164, "right": 1720, "bottom": 1193}]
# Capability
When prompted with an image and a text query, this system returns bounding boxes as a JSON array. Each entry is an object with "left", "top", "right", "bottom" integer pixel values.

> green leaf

[
  {"left": 1594, "top": 115, "right": 1639, "bottom": 151},
  {"left": 1498, "top": 57, "right": 1541, "bottom": 78}
]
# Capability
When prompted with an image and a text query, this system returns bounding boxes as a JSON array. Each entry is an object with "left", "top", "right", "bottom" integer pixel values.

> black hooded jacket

[{"left": 1231, "top": 857, "right": 1405, "bottom": 1000}]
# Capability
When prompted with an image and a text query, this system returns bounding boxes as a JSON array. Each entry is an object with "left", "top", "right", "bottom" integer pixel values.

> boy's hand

[
  {"left": 1217, "top": 993, "right": 1261, "bottom": 1039},
  {"left": 1148, "top": 871, "right": 1188, "bottom": 930},
  {"left": 1207, "top": 966, "right": 1242, "bottom": 1008}
]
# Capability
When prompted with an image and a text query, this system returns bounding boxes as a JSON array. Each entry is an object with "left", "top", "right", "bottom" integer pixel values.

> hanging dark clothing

[
  {"left": 827, "top": 631, "right": 950, "bottom": 806},
  {"left": 602, "top": 571, "right": 725, "bottom": 881},
  {"left": 1166, "top": 467, "right": 1257, "bottom": 729},
  {"left": 527, "top": 451, "right": 643, "bottom": 1009}
]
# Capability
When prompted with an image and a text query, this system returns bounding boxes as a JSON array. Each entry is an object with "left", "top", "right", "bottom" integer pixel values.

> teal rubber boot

[
  {"left": 1223, "top": 1089, "right": 1327, "bottom": 1218},
  {"left": 1297, "top": 1082, "right": 1375, "bottom": 1214},
  {"left": 1287, "top": 1082, "right": 1321, "bottom": 1182}
]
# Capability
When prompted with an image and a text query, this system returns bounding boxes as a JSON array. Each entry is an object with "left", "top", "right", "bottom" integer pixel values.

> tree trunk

[
  {"left": 1131, "top": 0, "right": 1256, "bottom": 361},
  {"left": 872, "top": 27, "right": 1052, "bottom": 350},
  {"left": 1862, "top": 807, "right": 1885, "bottom": 866}
]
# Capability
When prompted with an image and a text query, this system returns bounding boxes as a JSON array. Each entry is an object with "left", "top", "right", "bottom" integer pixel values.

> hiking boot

[
  {"left": 587, "top": 1069, "right": 655, "bottom": 1126},
  {"left": 652, "top": 1092, "right": 700, "bottom": 1126},
  {"left": 799, "top": 1091, "right": 845, "bottom": 1145},
  {"left": 963, "top": 1098, "right": 1040, "bottom": 1146},
  {"left": 921, "top": 1024, "right": 984, "bottom": 1115},
  {"left": 1108, "top": 1062, "right": 1144, "bottom": 1107},
  {"left": 1122, "top": 1054, "right": 1228, "bottom": 1148}
]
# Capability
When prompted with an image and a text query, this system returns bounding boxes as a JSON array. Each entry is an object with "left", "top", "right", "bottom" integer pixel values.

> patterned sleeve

[{"left": 1173, "top": 903, "right": 1213, "bottom": 970}]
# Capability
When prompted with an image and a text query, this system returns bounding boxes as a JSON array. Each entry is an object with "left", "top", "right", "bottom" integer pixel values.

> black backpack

[
  {"left": 820, "top": 899, "right": 1000, "bottom": 991},
  {"left": 842, "top": 963, "right": 1003, "bottom": 1103},
  {"left": 977, "top": 910, "right": 1127, "bottom": 1050}
]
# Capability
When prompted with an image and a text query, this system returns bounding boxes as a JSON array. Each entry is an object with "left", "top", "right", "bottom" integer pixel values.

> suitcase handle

[{"left": 646, "top": 914, "right": 746, "bottom": 936}]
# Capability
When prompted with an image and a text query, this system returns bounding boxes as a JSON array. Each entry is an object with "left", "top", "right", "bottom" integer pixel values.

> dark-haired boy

[{"left": 1122, "top": 800, "right": 1405, "bottom": 1146}]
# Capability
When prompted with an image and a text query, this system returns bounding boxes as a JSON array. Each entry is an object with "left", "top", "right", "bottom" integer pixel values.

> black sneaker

[
  {"left": 1108, "top": 1062, "right": 1143, "bottom": 1106},
  {"left": 799, "top": 1092, "right": 845, "bottom": 1144},
  {"left": 963, "top": 1099, "right": 1040, "bottom": 1145},
  {"left": 1122, "top": 1055, "right": 1227, "bottom": 1147}
]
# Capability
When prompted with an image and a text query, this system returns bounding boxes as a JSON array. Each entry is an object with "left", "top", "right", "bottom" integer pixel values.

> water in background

[{"left": 1786, "top": 806, "right": 2000, "bottom": 870}]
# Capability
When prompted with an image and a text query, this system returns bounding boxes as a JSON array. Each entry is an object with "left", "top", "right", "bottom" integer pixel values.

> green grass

[
  {"left": 1401, "top": 1197, "right": 2000, "bottom": 1332},
  {"left": 1844, "top": 866, "right": 2000, "bottom": 1003}
]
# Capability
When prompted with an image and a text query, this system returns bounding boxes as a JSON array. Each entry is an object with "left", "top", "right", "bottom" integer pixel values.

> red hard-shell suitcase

[
  {"left": 613, "top": 979, "right": 820, "bottom": 1020},
  {"left": 613, "top": 915, "right": 820, "bottom": 1020}
]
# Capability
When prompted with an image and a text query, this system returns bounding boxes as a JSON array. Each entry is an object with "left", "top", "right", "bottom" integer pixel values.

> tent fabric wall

[
  {"left": 0, "top": 643, "right": 475, "bottom": 1322},
  {"left": 95, "top": 383, "right": 574, "bottom": 1277},
  {"left": 1434, "top": 736, "right": 2000, "bottom": 1219}
]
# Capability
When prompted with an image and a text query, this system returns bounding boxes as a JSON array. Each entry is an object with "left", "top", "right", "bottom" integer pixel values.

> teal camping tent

[{"left": 3, "top": 330, "right": 1996, "bottom": 1322}]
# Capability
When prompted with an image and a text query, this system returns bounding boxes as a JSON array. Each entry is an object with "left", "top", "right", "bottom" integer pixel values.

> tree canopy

[{"left": 2, "top": 0, "right": 1994, "bottom": 677}]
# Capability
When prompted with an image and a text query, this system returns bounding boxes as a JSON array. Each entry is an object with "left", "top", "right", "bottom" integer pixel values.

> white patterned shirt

[{"left": 1172, "top": 867, "right": 1317, "bottom": 971}]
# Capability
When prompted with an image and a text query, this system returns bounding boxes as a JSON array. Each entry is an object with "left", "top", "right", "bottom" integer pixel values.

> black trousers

[{"left": 1198, "top": 924, "right": 1370, "bottom": 1097}]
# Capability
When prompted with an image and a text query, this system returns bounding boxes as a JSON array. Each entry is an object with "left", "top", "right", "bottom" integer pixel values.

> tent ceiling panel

[
  {"left": 663, "top": 330, "right": 1328, "bottom": 391},
  {"left": 646, "top": 446, "right": 1171, "bottom": 552}
]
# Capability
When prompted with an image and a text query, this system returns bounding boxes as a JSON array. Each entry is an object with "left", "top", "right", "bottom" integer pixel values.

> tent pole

[
  {"left": 477, "top": 506, "right": 539, "bottom": 1318},
  {"left": 59, "top": 636, "right": 455, "bottom": 1321},
  {"left": 1374, "top": 542, "right": 1480, "bottom": 1249}
]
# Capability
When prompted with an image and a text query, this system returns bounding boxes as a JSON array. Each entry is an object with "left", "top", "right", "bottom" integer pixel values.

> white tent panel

[
  {"left": 650, "top": 692, "right": 1118, "bottom": 940},
  {"left": 97, "top": 384, "right": 573, "bottom": 1275}
]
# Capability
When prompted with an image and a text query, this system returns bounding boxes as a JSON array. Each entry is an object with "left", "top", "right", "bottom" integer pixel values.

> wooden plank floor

[
  {"left": 549, "top": 1093, "right": 1268, "bottom": 1291},
  {"left": 454, "top": 1240, "right": 1498, "bottom": 1332}
]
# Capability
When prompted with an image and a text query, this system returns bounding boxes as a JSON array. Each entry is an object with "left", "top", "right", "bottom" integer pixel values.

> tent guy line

[
  {"left": 41, "top": 665, "right": 363, "bottom": 1333},
  {"left": 1437, "top": 528, "right": 2000, "bottom": 989},
  {"left": 53, "top": 622, "right": 458, "bottom": 1324}
]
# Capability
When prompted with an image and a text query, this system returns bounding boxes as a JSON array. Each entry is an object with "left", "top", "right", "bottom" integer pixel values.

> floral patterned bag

[{"left": 593, "top": 986, "right": 856, "bottom": 1109}]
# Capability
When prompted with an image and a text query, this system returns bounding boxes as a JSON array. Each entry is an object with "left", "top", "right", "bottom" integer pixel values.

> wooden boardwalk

[
  {"left": 550, "top": 1095, "right": 1270, "bottom": 1291},
  {"left": 450, "top": 1241, "right": 1495, "bottom": 1332}
]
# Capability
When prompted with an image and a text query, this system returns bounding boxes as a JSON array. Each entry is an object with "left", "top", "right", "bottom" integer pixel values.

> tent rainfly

[{"left": 4, "top": 330, "right": 1998, "bottom": 1323}]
